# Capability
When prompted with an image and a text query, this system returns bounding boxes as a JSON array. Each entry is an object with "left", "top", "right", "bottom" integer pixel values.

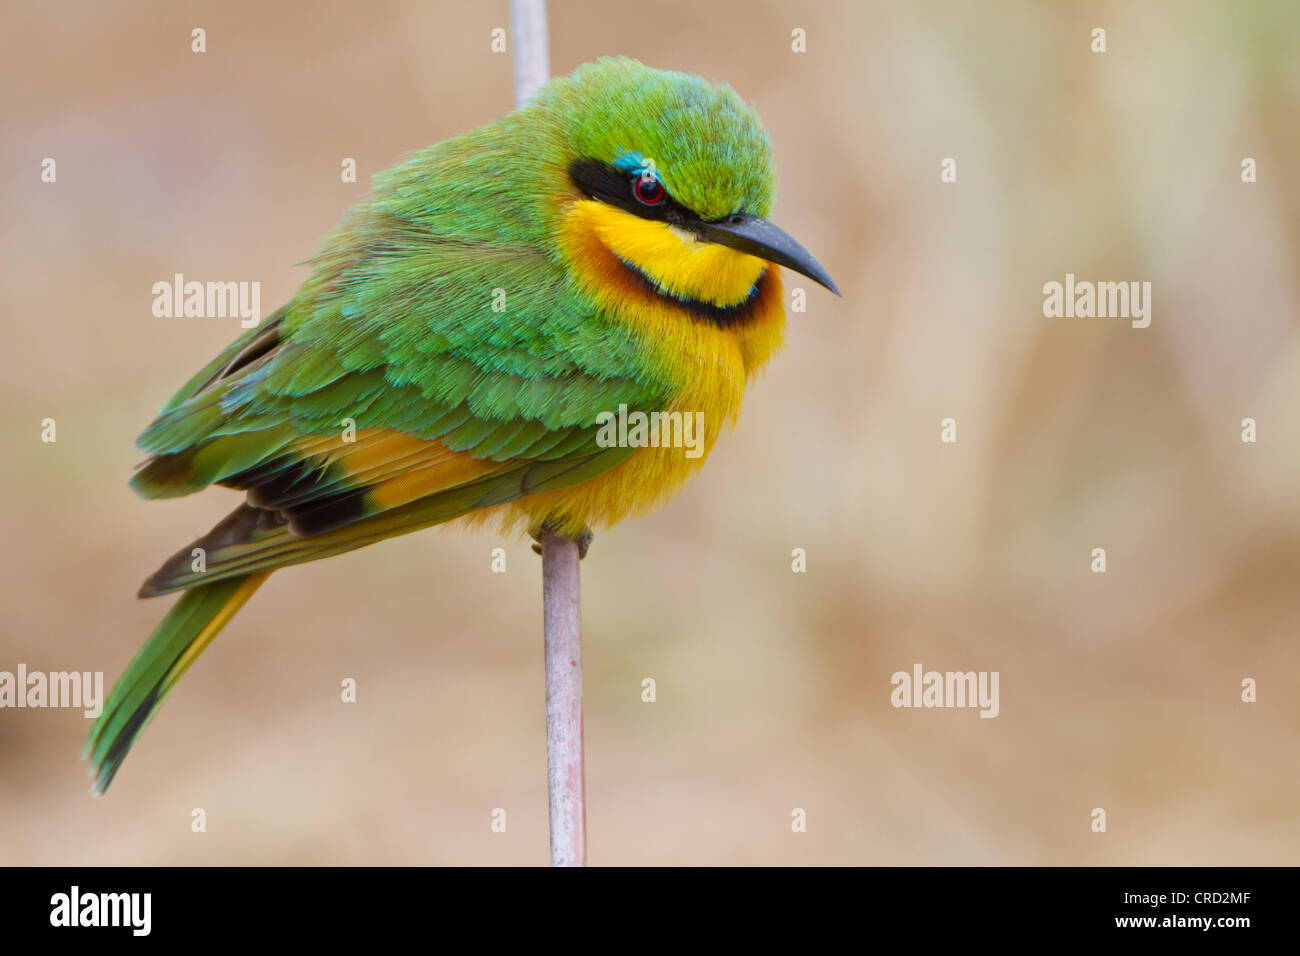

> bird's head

[{"left": 532, "top": 58, "right": 838, "bottom": 326}]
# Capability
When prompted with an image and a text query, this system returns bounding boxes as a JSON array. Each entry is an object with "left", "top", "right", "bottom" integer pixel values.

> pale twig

[
  {"left": 509, "top": 0, "right": 585, "bottom": 867},
  {"left": 539, "top": 531, "right": 586, "bottom": 866},
  {"left": 510, "top": 0, "right": 549, "bottom": 104}
]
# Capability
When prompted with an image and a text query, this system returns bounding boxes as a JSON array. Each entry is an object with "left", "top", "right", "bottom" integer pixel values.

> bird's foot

[{"left": 529, "top": 522, "right": 594, "bottom": 560}]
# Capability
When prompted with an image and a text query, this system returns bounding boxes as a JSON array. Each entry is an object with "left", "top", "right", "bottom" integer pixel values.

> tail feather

[{"left": 85, "top": 572, "right": 269, "bottom": 794}]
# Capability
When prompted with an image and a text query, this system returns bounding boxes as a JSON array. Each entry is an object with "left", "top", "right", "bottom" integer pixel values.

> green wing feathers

[{"left": 137, "top": 442, "right": 633, "bottom": 597}]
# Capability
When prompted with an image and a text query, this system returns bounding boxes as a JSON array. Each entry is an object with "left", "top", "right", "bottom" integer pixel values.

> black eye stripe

[{"left": 568, "top": 158, "right": 697, "bottom": 226}]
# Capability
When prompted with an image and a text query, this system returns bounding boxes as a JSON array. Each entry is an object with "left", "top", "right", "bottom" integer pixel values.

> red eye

[{"left": 633, "top": 172, "right": 664, "bottom": 205}]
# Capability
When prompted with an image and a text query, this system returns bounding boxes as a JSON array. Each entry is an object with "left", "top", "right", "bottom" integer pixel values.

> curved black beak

[{"left": 695, "top": 212, "right": 840, "bottom": 296}]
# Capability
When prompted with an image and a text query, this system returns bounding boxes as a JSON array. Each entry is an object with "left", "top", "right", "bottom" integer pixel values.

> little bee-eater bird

[{"left": 86, "top": 57, "right": 838, "bottom": 792}]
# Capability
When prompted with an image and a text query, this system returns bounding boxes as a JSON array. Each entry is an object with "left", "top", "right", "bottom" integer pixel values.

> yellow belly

[{"left": 488, "top": 200, "right": 789, "bottom": 536}]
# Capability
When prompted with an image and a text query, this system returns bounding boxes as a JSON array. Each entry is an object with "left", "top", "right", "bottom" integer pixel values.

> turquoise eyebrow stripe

[{"left": 612, "top": 150, "right": 655, "bottom": 177}]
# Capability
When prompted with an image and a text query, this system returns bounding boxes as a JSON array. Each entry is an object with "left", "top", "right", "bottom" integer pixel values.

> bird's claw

[{"left": 529, "top": 524, "right": 594, "bottom": 560}]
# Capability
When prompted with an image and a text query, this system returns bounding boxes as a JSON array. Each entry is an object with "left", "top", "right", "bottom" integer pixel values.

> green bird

[{"left": 86, "top": 56, "right": 838, "bottom": 793}]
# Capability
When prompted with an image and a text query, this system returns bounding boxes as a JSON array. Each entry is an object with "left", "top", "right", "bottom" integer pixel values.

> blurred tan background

[{"left": 2, "top": 0, "right": 1297, "bottom": 865}]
